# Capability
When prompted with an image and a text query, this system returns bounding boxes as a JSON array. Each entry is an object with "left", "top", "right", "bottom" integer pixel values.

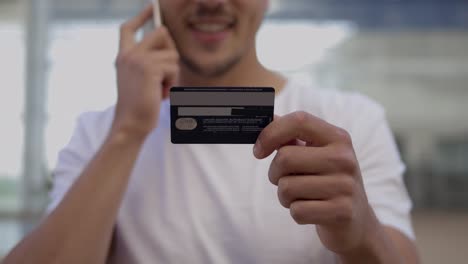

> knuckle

[
  {"left": 275, "top": 148, "right": 292, "bottom": 171},
  {"left": 340, "top": 177, "right": 356, "bottom": 196},
  {"left": 343, "top": 152, "right": 358, "bottom": 173},
  {"left": 335, "top": 127, "right": 352, "bottom": 145},
  {"left": 119, "top": 22, "right": 131, "bottom": 34},
  {"left": 268, "top": 163, "right": 278, "bottom": 185},
  {"left": 115, "top": 52, "right": 127, "bottom": 64},
  {"left": 292, "top": 111, "right": 309, "bottom": 124},
  {"left": 158, "top": 26, "right": 169, "bottom": 34},
  {"left": 277, "top": 178, "right": 292, "bottom": 207},
  {"left": 330, "top": 147, "right": 357, "bottom": 173},
  {"left": 116, "top": 50, "right": 136, "bottom": 66},
  {"left": 153, "top": 27, "right": 168, "bottom": 41},
  {"left": 119, "top": 20, "right": 132, "bottom": 35},
  {"left": 290, "top": 203, "right": 308, "bottom": 225},
  {"left": 334, "top": 200, "right": 354, "bottom": 224},
  {"left": 115, "top": 53, "right": 127, "bottom": 67}
]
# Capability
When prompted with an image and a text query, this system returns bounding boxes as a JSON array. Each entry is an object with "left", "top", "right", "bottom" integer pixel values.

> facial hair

[
  {"left": 178, "top": 2, "right": 244, "bottom": 78},
  {"left": 179, "top": 50, "right": 243, "bottom": 78}
]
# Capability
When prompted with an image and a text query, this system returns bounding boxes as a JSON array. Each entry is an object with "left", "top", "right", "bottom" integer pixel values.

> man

[{"left": 4, "top": 1, "right": 419, "bottom": 263}]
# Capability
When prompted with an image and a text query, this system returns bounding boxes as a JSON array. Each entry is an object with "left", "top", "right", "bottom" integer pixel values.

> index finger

[
  {"left": 254, "top": 111, "right": 346, "bottom": 159},
  {"left": 119, "top": 4, "right": 154, "bottom": 51}
]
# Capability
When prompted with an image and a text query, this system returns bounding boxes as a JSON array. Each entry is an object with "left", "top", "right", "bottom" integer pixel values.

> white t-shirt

[{"left": 48, "top": 78, "right": 414, "bottom": 264}]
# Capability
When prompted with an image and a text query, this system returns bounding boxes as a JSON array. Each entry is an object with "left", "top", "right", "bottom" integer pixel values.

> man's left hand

[{"left": 253, "top": 111, "right": 382, "bottom": 255}]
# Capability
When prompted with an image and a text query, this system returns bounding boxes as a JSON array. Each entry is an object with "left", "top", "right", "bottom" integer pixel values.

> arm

[
  {"left": 337, "top": 216, "right": 420, "bottom": 264},
  {"left": 2, "top": 4, "right": 179, "bottom": 264},
  {"left": 3, "top": 130, "right": 147, "bottom": 264},
  {"left": 383, "top": 226, "right": 420, "bottom": 263}
]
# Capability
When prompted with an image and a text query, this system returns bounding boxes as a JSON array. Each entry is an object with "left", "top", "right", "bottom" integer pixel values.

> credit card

[{"left": 170, "top": 87, "right": 275, "bottom": 144}]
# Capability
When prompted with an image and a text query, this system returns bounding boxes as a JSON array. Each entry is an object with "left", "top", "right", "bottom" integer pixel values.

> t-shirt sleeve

[
  {"left": 348, "top": 95, "right": 415, "bottom": 240},
  {"left": 46, "top": 112, "right": 103, "bottom": 214}
]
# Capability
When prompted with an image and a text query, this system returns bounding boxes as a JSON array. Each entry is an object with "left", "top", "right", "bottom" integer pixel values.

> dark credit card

[{"left": 170, "top": 87, "right": 275, "bottom": 144}]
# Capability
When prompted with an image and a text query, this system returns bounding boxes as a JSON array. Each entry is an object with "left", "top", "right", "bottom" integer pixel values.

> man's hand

[
  {"left": 114, "top": 4, "right": 179, "bottom": 138},
  {"left": 2, "top": 6, "right": 180, "bottom": 263},
  {"left": 253, "top": 111, "right": 388, "bottom": 257}
]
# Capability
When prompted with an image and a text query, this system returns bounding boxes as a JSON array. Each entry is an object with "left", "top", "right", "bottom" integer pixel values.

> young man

[{"left": 4, "top": 1, "right": 419, "bottom": 263}]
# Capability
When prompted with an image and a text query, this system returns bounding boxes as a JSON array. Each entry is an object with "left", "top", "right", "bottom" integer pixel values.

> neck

[{"left": 177, "top": 46, "right": 286, "bottom": 93}]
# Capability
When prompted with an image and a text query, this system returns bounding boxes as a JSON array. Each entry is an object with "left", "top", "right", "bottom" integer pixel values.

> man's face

[{"left": 160, "top": 0, "right": 269, "bottom": 77}]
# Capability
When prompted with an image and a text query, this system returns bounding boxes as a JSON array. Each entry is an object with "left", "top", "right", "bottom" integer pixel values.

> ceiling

[
  {"left": 3, "top": 0, "right": 467, "bottom": 29},
  {"left": 269, "top": 0, "right": 468, "bottom": 29}
]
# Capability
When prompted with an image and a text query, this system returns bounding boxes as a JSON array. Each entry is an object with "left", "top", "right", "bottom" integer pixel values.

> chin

[{"left": 181, "top": 52, "right": 242, "bottom": 78}]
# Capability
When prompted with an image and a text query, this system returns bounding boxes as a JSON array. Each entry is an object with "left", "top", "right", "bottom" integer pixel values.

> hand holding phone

[{"left": 113, "top": 4, "right": 179, "bottom": 138}]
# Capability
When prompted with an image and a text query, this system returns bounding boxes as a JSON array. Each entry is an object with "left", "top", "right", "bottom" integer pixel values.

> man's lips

[
  {"left": 191, "top": 23, "right": 231, "bottom": 32},
  {"left": 188, "top": 20, "right": 236, "bottom": 44}
]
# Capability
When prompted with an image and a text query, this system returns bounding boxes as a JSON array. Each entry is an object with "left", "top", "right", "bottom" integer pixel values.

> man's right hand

[
  {"left": 113, "top": 4, "right": 179, "bottom": 138},
  {"left": 1, "top": 5, "right": 180, "bottom": 264}
]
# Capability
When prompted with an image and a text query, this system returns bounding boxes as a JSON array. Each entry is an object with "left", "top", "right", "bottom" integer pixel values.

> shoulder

[
  {"left": 285, "top": 78, "right": 385, "bottom": 126},
  {"left": 321, "top": 90, "right": 385, "bottom": 129},
  {"left": 71, "top": 105, "right": 115, "bottom": 151},
  {"left": 284, "top": 78, "right": 390, "bottom": 154},
  {"left": 77, "top": 105, "right": 115, "bottom": 129},
  {"left": 47, "top": 106, "right": 115, "bottom": 212}
]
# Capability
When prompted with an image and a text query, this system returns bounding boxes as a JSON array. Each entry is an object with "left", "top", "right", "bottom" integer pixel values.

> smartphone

[
  {"left": 152, "top": 0, "right": 162, "bottom": 27},
  {"left": 142, "top": 0, "right": 162, "bottom": 36}
]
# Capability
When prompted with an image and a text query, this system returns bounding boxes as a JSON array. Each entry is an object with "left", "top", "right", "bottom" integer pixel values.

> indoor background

[{"left": 1, "top": 0, "right": 467, "bottom": 263}]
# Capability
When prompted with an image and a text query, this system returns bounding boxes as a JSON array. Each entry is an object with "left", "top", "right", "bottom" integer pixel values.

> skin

[
  {"left": 2, "top": 0, "right": 419, "bottom": 263},
  {"left": 254, "top": 113, "right": 420, "bottom": 263}
]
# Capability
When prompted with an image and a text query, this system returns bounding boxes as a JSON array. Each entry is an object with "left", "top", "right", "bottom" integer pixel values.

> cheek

[
  {"left": 245, "top": 0, "right": 269, "bottom": 13},
  {"left": 242, "top": 1, "right": 268, "bottom": 36},
  {"left": 244, "top": 0, "right": 268, "bottom": 23},
  {"left": 159, "top": 1, "right": 186, "bottom": 39},
  {"left": 160, "top": 0, "right": 184, "bottom": 23}
]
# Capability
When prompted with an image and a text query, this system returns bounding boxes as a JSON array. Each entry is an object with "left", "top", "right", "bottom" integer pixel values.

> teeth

[{"left": 193, "top": 23, "right": 228, "bottom": 33}]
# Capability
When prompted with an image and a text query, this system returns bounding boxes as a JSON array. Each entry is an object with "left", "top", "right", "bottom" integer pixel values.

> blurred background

[{"left": 1, "top": 0, "right": 467, "bottom": 262}]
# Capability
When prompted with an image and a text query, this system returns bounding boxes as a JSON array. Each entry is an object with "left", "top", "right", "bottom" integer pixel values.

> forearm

[
  {"left": 3, "top": 129, "right": 147, "bottom": 264},
  {"left": 338, "top": 223, "right": 401, "bottom": 264},
  {"left": 337, "top": 210, "right": 418, "bottom": 264}
]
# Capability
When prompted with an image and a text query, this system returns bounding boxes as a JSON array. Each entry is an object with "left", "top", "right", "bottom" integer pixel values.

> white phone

[{"left": 152, "top": 0, "right": 162, "bottom": 27}]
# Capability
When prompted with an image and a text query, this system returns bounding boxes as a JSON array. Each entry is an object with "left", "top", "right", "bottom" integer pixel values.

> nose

[
  {"left": 194, "top": 0, "right": 230, "bottom": 14},
  {"left": 195, "top": 0, "right": 228, "bottom": 7}
]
